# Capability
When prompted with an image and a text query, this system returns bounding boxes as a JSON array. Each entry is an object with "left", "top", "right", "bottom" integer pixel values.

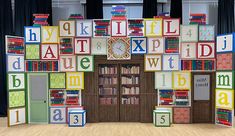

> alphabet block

[
  {"left": 155, "top": 72, "right": 172, "bottom": 89},
  {"left": 128, "top": 19, "right": 144, "bottom": 37},
  {"left": 49, "top": 73, "right": 66, "bottom": 89},
  {"left": 163, "top": 18, "right": 180, "bottom": 36},
  {"left": 9, "top": 91, "right": 25, "bottom": 108},
  {"left": 144, "top": 55, "right": 162, "bottom": 72},
  {"left": 216, "top": 89, "right": 234, "bottom": 110},
  {"left": 199, "top": 25, "right": 215, "bottom": 41},
  {"left": 76, "top": 20, "right": 93, "bottom": 37},
  {"left": 24, "top": 26, "right": 41, "bottom": 44},
  {"left": 162, "top": 54, "right": 180, "bottom": 71},
  {"left": 216, "top": 53, "right": 234, "bottom": 70},
  {"left": 8, "top": 107, "right": 26, "bottom": 126},
  {"left": 77, "top": 56, "right": 94, "bottom": 72},
  {"left": 144, "top": 18, "right": 162, "bottom": 37},
  {"left": 5, "top": 35, "right": 24, "bottom": 54},
  {"left": 111, "top": 20, "right": 127, "bottom": 37},
  {"left": 59, "top": 37, "right": 74, "bottom": 55},
  {"left": 180, "top": 43, "right": 197, "bottom": 59},
  {"left": 66, "top": 72, "right": 84, "bottom": 90},
  {"left": 216, "top": 34, "right": 235, "bottom": 53},
  {"left": 68, "top": 110, "right": 86, "bottom": 127},
  {"left": 25, "top": 44, "right": 40, "bottom": 60},
  {"left": 50, "top": 107, "right": 66, "bottom": 124},
  {"left": 41, "top": 26, "right": 59, "bottom": 43},
  {"left": 147, "top": 37, "right": 164, "bottom": 54},
  {"left": 7, "top": 55, "right": 24, "bottom": 72},
  {"left": 165, "top": 37, "right": 179, "bottom": 53},
  {"left": 216, "top": 72, "right": 234, "bottom": 89},
  {"left": 173, "top": 72, "right": 191, "bottom": 89},
  {"left": 59, "top": 20, "right": 75, "bottom": 37},
  {"left": 131, "top": 37, "right": 147, "bottom": 54},
  {"left": 91, "top": 38, "right": 107, "bottom": 55},
  {"left": 8, "top": 73, "right": 25, "bottom": 90},
  {"left": 93, "top": 19, "right": 111, "bottom": 37},
  {"left": 180, "top": 25, "right": 198, "bottom": 42},
  {"left": 197, "top": 42, "right": 215, "bottom": 59},
  {"left": 74, "top": 37, "right": 91, "bottom": 55},
  {"left": 41, "top": 44, "right": 59, "bottom": 60},
  {"left": 153, "top": 111, "right": 171, "bottom": 127},
  {"left": 60, "top": 55, "right": 76, "bottom": 72}
]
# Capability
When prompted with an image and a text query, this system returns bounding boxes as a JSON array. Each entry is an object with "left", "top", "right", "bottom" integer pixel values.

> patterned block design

[
  {"left": 9, "top": 91, "right": 25, "bottom": 108},
  {"left": 216, "top": 53, "right": 233, "bottom": 70},
  {"left": 199, "top": 25, "right": 214, "bottom": 41},
  {"left": 173, "top": 107, "right": 190, "bottom": 124}
]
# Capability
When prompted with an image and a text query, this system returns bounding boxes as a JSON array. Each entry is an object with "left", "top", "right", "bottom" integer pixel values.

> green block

[
  {"left": 9, "top": 91, "right": 25, "bottom": 108},
  {"left": 153, "top": 110, "right": 171, "bottom": 127},
  {"left": 25, "top": 44, "right": 40, "bottom": 60},
  {"left": 49, "top": 73, "right": 66, "bottom": 89}
]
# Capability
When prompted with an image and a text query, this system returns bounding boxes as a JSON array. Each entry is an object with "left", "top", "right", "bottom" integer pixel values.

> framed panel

[
  {"left": 128, "top": 19, "right": 144, "bottom": 37},
  {"left": 49, "top": 73, "right": 66, "bottom": 89},
  {"left": 5, "top": 35, "right": 24, "bottom": 54},
  {"left": 8, "top": 91, "right": 25, "bottom": 108},
  {"left": 25, "top": 44, "right": 40, "bottom": 60},
  {"left": 93, "top": 19, "right": 111, "bottom": 37},
  {"left": 144, "top": 55, "right": 162, "bottom": 72},
  {"left": 180, "top": 25, "right": 198, "bottom": 42},
  {"left": 199, "top": 25, "right": 215, "bottom": 41}
]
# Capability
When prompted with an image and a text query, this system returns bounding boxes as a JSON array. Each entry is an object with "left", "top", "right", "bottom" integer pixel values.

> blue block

[{"left": 68, "top": 110, "right": 86, "bottom": 127}]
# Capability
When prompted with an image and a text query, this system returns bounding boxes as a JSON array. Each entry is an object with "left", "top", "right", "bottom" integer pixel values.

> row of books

[
  {"left": 122, "top": 97, "right": 139, "bottom": 105},
  {"left": 190, "top": 13, "right": 206, "bottom": 25},
  {"left": 216, "top": 108, "right": 233, "bottom": 127},
  {"left": 6, "top": 37, "right": 24, "bottom": 54},
  {"left": 128, "top": 20, "right": 144, "bottom": 36},
  {"left": 181, "top": 60, "right": 215, "bottom": 71},
  {"left": 122, "top": 87, "right": 139, "bottom": 95},
  {"left": 25, "top": 61, "right": 59, "bottom": 72},
  {"left": 94, "top": 20, "right": 110, "bottom": 37},
  {"left": 159, "top": 90, "right": 174, "bottom": 105},
  {"left": 99, "top": 77, "right": 118, "bottom": 85},
  {"left": 99, "top": 97, "right": 117, "bottom": 105},
  {"left": 60, "top": 37, "right": 74, "bottom": 55},
  {"left": 33, "top": 14, "right": 49, "bottom": 26},
  {"left": 50, "top": 90, "right": 64, "bottom": 106},
  {"left": 165, "top": 37, "right": 179, "bottom": 53},
  {"left": 99, "top": 66, "right": 117, "bottom": 74},
  {"left": 121, "top": 76, "right": 139, "bottom": 84},
  {"left": 175, "top": 91, "right": 189, "bottom": 106},
  {"left": 68, "top": 14, "right": 83, "bottom": 20},
  {"left": 49, "top": 90, "right": 80, "bottom": 106},
  {"left": 99, "top": 87, "right": 117, "bottom": 95},
  {"left": 66, "top": 90, "right": 79, "bottom": 105},
  {"left": 121, "top": 66, "right": 140, "bottom": 74},
  {"left": 111, "top": 5, "right": 126, "bottom": 19}
]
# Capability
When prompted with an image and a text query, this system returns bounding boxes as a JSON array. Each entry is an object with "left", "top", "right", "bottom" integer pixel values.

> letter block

[
  {"left": 216, "top": 34, "right": 235, "bottom": 53},
  {"left": 144, "top": 18, "right": 162, "bottom": 37},
  {"left": 68, "top": 110, "right": 86, "bottom": 127},
  {"left": 41, "top": 26, "right": 59, "bottom": 43},
  {"left": 144, "top": 55, "right": 162, "bottom": 72},
  {"left": 8, "top": 73, "right": 25, "bottom": 90},
  {"left": 199, "top": 25, "right": 215, "bottom": 41},
  {"left": 59, "top": 20, "right": 75, "bottom": 37},
  {"left": 8, "top": 107, "right": 26, "bottom": 126},
  {"left": 180, "top": 25, "right": 198, "bottom": 42},
  {"left": 162, "top": 54, "right": 180, "bottom": 71},
  {"left": 180, "top": 43, "right": 197, "bottom": 59},
  {"left": 25, "top": 44, "right": 40, "bottom": 60},
  {"left": 76, "top": 20, "right": 93, "bottom": 37},
  {"left": 41, "top": 44, "right": 59, "bottom": 60},
  {"left": 147, "top": 37, "right": 164, "bottom": 54},
  {"left": 197, "top": 42, "right": 215, "bottom": 59},
  {"left": 74, "top": 37, "right": 91, "bottom": 55},
  {"left": 49, "top": 73, "right": 66, "bottom": 89},
  {"left": 50, "top": 107, "right": 66, "bottom": 124},
  {"left": 131, "top": 37, "right": 147, "bottom": 54},
  {"left": 7, "top": 55, "right": 24, "bottom": 72},
  {"left": 163, "top": 18, "right": 180, "bottom": 36},
  {"left": 60, "top": 55, "right": 76, "bottom": 72},
  {"left": 216, "top": 72, "right": 234, "bottom": 89},
  {"left": 155, "top": 72, "right": 172, "bottom": 89},
  {"left": 77, "top": 56, "right": 94, "bottom": 72},
  {"left": 173, "top": 72, "right": 191, "bottom": 89},
  {"left": 91, "top": 38, "right": 107, "bottom": 55},
  {"left": 111, "top": 20, "right": 127, "bottom": 37},
  {"left": 153, "top": 110, "right": 171, "bottom": 127},
  {"left": 66, "top": 72, "right": 84, "bottom": 90},
  {"left": 24, "top": 26, "right": 41, "bottom": 44},
  {"left": 216, "top": 89, "right": 234, "bottom": 110}
]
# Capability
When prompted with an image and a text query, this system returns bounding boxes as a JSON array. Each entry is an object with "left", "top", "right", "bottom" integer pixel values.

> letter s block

[
  {"left": 173, "top": 72, "right": 191, "bottom": 89},
  {"left": 50, "top": 107, "right": 66, "bottom": 124},
  {"left": 59, "top": 20, "right": 75, "bottom": 37},
  {"left": 197, "top": 42, "right": 215, "bottom": 59},
  {"left": 7, "top": 55, "right": 24, "bottom": 72},
  {"left": 111, "top": 20, "right": 127, "bottom": 37},
  {"left": 77, "top": 56, "right": 94, "bottom": 72},
  {"left": 24, "top": 26, "right": 41, "bottom": 44},
  {"left": 8, "top": 73, "right": 25, "bottom": 90},
  {"left": 216, "top": 89, "right": 234, "bottom": 110}
]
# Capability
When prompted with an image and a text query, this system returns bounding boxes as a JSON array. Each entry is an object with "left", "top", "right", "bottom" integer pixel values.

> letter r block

[
  {"left": 8, "top": 73, "right": 25, "bottom": 90},
  {"left": 24, "top": 26, "right": 41, "bottom": 44}
]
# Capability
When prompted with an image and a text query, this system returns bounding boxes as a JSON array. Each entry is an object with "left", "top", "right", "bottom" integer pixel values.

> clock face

[{"left": 112, "top": 40, "right": 126, "bottom": 57}]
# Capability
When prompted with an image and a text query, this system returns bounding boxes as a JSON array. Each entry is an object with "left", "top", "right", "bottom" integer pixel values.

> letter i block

[
  {"left": 144, "top": 18, "right": 162, "bottom": 37},
  {"left": 216, "top": 89, "right": 234, "bottom": 110},
  {"left": 50, "top": 107, "right": 66, "bottom": 124},
  {"left": 180, "top": 43, "right": 197, "bottom": 59},
  {"left": 68, "top": 110, "right": 86, "bottom": 127},
  {"left": 41, "top": 26, "right": 59, "bottom": 43},
  {"left": 41, "top": 44, "right": 59, "bottom": 60},
  {"left": 59, "top": 20, "right": 76, "bottom": 37},
  {"left": 216, "top": 72, "right": 234, "bottom": 89},
  {"left": 173, "top": 72, "right": 191, "bottom": 89},
  {"left": 74, "top": 37, "right": 91, "bottom": 55},
  {"left": 7, "top": 55, "right": 24, "bottom": 72},
  {"left": 111, "top": 19, "right": 127, "bottom": 37},
  {"left": 76, "top": 20, "right": 93, "bottom": 37},
  {"left": 197, "top": 42, "right": 215, "bottom": 59},
  {"left": 163, "top": 18, "right": 180, "bottom": 36},
  {"left": 216, "top": 34, "right": 235, "bottom": 53},
  {"left": 24, "top": 26, "right": 41, "bottom": 44},
  {"left": 8, "top": 73, "right": 25, "bottom": 90},
  {"left": 131, "top": 37, "right": 147, "bottom": 54},
  {"left": 77, "top": 56, "right": 94, "bottom": 72}
]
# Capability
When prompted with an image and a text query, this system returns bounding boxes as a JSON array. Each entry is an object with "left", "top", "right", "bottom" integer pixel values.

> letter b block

[
  {"left": 8, "top": 73, "right": 25, "bottom": 90},
  {"left": 24, "top": 26, "right": 41, "bottom": 44}
]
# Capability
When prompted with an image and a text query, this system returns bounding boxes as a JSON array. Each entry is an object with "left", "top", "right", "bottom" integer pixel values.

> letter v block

[
  {"left": 41, "top": 44, "right": 59, "bottom": 60},
  {"left": 216, "top": 72, "right": 234, "bottom": 89},
  {"left": 111, "top": 20, "right": 127, "bottom": 37},
  {"left": 131, "top": 37, "right": 147, "bottom": 54},
  {"left": 7, "top": 55, "right": 24, "bottom": 72},
  {"left": 24, "top": 26, "right": 41, "bottom": 44},
  {"left": 77, "top": 56, "right": 94, "bottom": 72},
  {"left": 144, "top": 55, "right": 162, "bottom": 72},
  {"left": 197, "top": 42, "right": 215, "bottom": 59},
  {"left": 76, "top": 20, "right": 93, "bottom": 37},
  {"left": 216, "top": 89, "right": 234, "bottom": 110},
  {"left": 8, "top": 73, "right": 25, "bottom": 90},
  {"left": 41, "top": 26, "right": 59, "bottom": 43},
  {"left": 163, "top": 18, "right": 180, "bottom": 36},
  {"left": 173, "top": 72, "right": 191, "bottom": 89},
  {"left": 50, "top": 107, "right": 66, "bottom": 124}
]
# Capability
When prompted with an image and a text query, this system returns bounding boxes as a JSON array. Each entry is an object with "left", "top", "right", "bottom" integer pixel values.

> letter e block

[{"left": 77, "top": 56, "right": 94, "bottom": 72}]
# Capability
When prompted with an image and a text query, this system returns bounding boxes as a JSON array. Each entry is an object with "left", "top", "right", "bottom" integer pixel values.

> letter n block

[
  {"left": 41, "top": 26, "right": 59, "bottom": 43},
  {"left": 24, "top": 26, "right": 41, "bottom": 44},
  {"left": 111, "top": 20, "right": 127, "bottom": 37},
  {"left": 197, "top": 42, "right": 215, "bottom": 59},
  {"left": 74, "top": 37, "right": 91, "bottom": 55},
  {"left": 76, "top": 20, "right": 93, "bottom": 37},
  {"left": 66, "top": 72, "right": 84, "bottom": 90},
  {"left": 41, "top": 44, "right": 59, "bottom": 60},
  {"left": 77, "top": 56, "right": 94, "bottom": 72},
  {"left": 144, "top": 55, "right": 162, "bottom": 72},
  {"left": 50, "top": 107, "right": 66, "bottom": 124},
  {"left": 216, "top": 72, "right": 234, "bottom": 89},
  {"left": 7, "top": 55, "right": 24, "bottom": 72},
  {"left": 8, "top": 73, "right": 25, "bottom": 90},
  {"left": 163, "top": 18, "right": 180, "bottom": 36},
  {"left": 131, "top": 37, "right": 147, "bottom": 54},
  {"left": 59, "top": 20, "right": 75, "bottom": 37},
  {"left": 173, "top": 72, "right": 191, "bottom": 89},
  {"left": 216, "top": 89, "right": 234, "bottom": 110}
]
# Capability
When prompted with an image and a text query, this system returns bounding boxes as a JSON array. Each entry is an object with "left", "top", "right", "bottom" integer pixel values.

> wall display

[
  {"left": 50, "top": 107, "right": 66, "bottom": 124},
  {"left": 60, "top": 55, "right": 76, "bottom": 72},
  {"left": 194, "top": 75, "right": 210, "bottom": 100},
  {"left": 181, "top": 60, "right": 215, "bottom": 71},
  {"left": 41, "top": 26, "right": 59, "bottom": 43},
  {"left": 66, "top": 72, "right": 84, "bottom": 90},
  {"left": 216, "top": 89, "right": 234, "bottom": 110},
  {"left": 74, "top": 37, "right": 91, "bottom": 55},
  {"left": 181, "top": 25, "right": 198, "bottom": 42},
  {"left": 199, "top": 25, "right": 215, "bottom": 41},
  {"left": 180, "top": 42, "right": 197, "bottom": 59},
  {"left": 59, "top": 20, "right": 76, "bottom": 37},
  {"left": 131, "top": 37, "right": 147, "bottom": 54},
  {"left": 76, "top": 20, "right": 93, "bottom": 37},
  {"left": 49, "top": 73, "right": 66, "bottom": 89},
  {"left": 173, "top": 72, "right": 191, "bottom": 89},
  {"left": 8, "top": 108, "right": 26, "bottom": 126},
  {"left": 107, "top": 38, "right": 131, "bottom": 60},
  {"left": 49, "top": 89, "right": 65, "bottom": 106},
  {"left": 155, "top": 72, "right": 172, "bottom": 89},
  {"left": 128, "top": 19, "right": 144, "bottom": 37},
  {"left": 77, "top": 56, "right": 94, "bottom": 72},
  {"left": 144, "top": 55, "right": 162, "bottom": 71},
  {"left": 158, "top": 90, "right": 174, "bottom": 106},
  {"left": 197, "top": 42, "right": 215, "bottom": 59},
  {"left": 25, "top": 61, "right": 59, "bottom": 72},
  {"left": 7, "top": 55, "right": 25, "bottom": 72},
  {"left": 165, "top": 37, "right": 179, "bottom": 53},
  {"left": 41, "top": 44, "right": 59, "bottom": 60},
  {"left": 93, "top": 19, "right": 110, "bottom": 37},
  {"left": 8, "top": 91, "right": 25, "bottom": 108},
  {"left": 59, "top": 37, "right": 74, "bottom": 55},
  {"left": 163, "top": 18, "right": 180, "bottom": 36},
  {"left": 144, "top": 18, "right": 162, "bottom": 37},
  {"left": 216, "top": 34, "right": 234, "bottom": 53},
  {"left": 111, "top": 20, "right": 127, "bottom": 37},
  {"left": 216, "top": 53, "right": 234, "bottom": 70},
  {"left": 162, "top": 54, "right": 180, "bottom": 71},
  {"left": 25, "top": 44, "right": 40, "bottom": 60},
  {"left": 8, "top": 73, "right": 25, "bottom": 90},
  {"left": 174, "top": 90, "right": 190, "bottom": 106},
  {"left": 147, "top": 37, "right": 164, "bottom": 54},
  {"left": 24, "top": 26, "right": 41, "bottom": 44},
  {"left": 91, "top": 38, "right": 107, "bottom": 55},
  {"left": 5, "top": 35, "right": 24, "bottom": 54},
  {"left": 216, "top": 72, "right": 234, "bottom": 89}
]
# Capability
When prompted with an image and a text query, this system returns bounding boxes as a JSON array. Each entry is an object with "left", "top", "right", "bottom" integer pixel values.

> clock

[{"left": 107, "top": 38, "right": 131, "bottom": 60}]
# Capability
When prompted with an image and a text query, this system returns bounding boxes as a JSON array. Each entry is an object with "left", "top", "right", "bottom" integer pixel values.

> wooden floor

[{"left": 1, "top": 118, "right": 235, "bottom": 136}]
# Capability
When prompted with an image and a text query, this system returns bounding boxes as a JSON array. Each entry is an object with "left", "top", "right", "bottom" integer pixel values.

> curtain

[
  {"left": 143, "top": 0, "right": 158, "bottom": 18},
  {"left": 0, "top": 0, "right": 13, "bottom": 117},
  {"left": 218, "top": 0, "right": 234, "bottom": 34},
  {"left": 170, "top": 0, "right": 182, "bottom": 24},
  {"left": 86, "top": 0, "right": 103, "bottom": 19},
  {"left": 14, "top": 0, "right": 53, "bottom": 36}
]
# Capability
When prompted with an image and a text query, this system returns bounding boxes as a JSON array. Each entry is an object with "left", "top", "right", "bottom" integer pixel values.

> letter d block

[
  {"left": 8, "top": 73, "right": 25, "bottom": 90},
  {"left": 50, "top": 107, "right": 66, "bottom": 124},
  {"left": 216, "top": 89, "right": 234, "bottom": 110},
  {"left": 173, "top": 72, "right": 191, "bottom": 89},
  {"left": 197, "top": 42, "right": 215, "bottom": 59},
  {"left": 77, "top": 56, "right": 94, "bottom": 72},
  {"left": 7, "top": 55, "right": 24, "bottom": 72},
  {"left": 24, "top": 26, "right": 41, "bottom": 44}
]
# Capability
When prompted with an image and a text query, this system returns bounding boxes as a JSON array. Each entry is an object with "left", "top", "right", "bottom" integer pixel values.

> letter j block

[{"left": 24, "top": 26, "right": 41, "bottom": 44}]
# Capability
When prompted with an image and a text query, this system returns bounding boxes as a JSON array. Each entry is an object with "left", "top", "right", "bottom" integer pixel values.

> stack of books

[
  {"left": 68, "top": 14, "right": 84, "bottom": 20},
  {"left": 50, "top": 90, "right": 65, "bottom": 106},
  {"left": 159, "top": 90, "right": 174, "bottom": 105},
  {"left": 174, "top": 90, "right": 189, "bottom": 106},
  {"left": 190, "top": 13, "right": 206, "bottom": 24},
  {"left": 128, "top": 20, "right": 144, "bottom": 36},
  {"left": 111, "top": 5, "right": 126, "bottom": 19},
  {"left": 94, "top": 20, "right": 110, "bottom": 36},
  {"left": 216, "top": 108, "right": 233, "bottom": 126},
  {"left": 33, "top": 14, "right": 49, "bottom": 26},
  {"left": 66, "top": 90, "right": 79, "bottom": 105}
]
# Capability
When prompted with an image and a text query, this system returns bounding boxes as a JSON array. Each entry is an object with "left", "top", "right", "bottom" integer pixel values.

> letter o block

[{"left": 68, "top": 110, "right": 86, "bottom": 127}]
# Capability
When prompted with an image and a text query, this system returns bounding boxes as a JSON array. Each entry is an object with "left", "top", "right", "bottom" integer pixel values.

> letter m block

[{"left": 216, "top": 72, "right": 234, "bottom": 89}]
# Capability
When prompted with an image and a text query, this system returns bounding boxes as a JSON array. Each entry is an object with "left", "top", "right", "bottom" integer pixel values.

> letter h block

[{"left": 24, "top": 26, "right": 41, "bottom": 44}]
